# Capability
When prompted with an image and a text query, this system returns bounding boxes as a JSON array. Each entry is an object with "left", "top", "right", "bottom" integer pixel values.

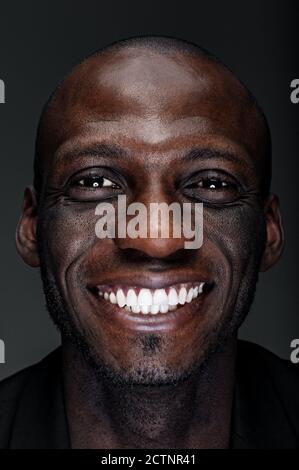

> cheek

[
  {"left": 203, "top": 203, "right": 266, "bottom": 277},
  {"left": 38, "top": 205, "right": 100, "bottom": 273}
]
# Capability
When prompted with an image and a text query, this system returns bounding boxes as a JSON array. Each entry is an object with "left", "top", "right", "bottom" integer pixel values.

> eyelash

[
  {"left": 182, "top": 172, "right": 242, "bottom": 203},
  {"left": 185, "top": 177, "right": 235, "bottom": 190},
  {"left": 74, "top": 175, "right": 120, "bottom": 189},
  {"left": 67, "top": 169, "right": 242, "bottom": 205}
]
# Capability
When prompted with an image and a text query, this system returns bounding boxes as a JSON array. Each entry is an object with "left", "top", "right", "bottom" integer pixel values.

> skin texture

[{"left": 16, "top": 41, "right": 284, "bottom": 448}]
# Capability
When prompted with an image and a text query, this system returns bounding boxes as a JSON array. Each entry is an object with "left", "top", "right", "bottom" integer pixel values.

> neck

[{"left": 62, "top": 338, "right": 237, "bottom": 449}]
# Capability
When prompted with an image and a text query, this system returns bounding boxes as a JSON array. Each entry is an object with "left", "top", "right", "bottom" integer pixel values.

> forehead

[{"left": 40, "top": 48, "right": 266, "bottom": 169}]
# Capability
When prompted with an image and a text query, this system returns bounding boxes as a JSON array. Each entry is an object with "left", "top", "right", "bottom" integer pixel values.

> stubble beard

[{"left": 39, "top": 251, "right": 260, "bottom": 388}]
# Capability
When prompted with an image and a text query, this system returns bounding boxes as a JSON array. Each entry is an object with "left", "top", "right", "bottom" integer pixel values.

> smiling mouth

[{"left": 92, "top": 282, "right": 206, "bottom": 315}]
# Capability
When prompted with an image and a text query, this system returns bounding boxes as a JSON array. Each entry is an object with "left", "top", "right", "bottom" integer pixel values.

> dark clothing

[{"left": 0, "top": 341, "right": 298, "bottom": 449}]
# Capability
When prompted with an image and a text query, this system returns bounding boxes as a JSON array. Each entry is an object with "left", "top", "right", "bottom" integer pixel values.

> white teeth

[
  {"left": 138, "top": 289, "right": 153, "bottom": 307},
  {"left": 160, "top": 304, "right": 169, "bottom": 314},
  {"left": 186, "top": 288, "right": 193, "bottom": 303},
  {"left": 125, "top": 304, "right": 177, "bottom": 314},
  {"left": 116, "top": 289, "right": 126, "bottom": 308},
  {"left": 132, "top": 305, "right": 141, "bottom": 313},
  {"left": 150, "top": 305, "right": 160, "bottom": 314},
  {"left": 126, "top": 289, "right": 138, "bottom": 306},
  {"left": 109, "top": 292, "right": 117, "bottom": 304},
  {"left": 193, "top": 286, "right": 199, "bottom": 299},
  {"left": 168, "top": 288, "right": 179, "bottom": 306},
  {"left": 178, "top": 287, "right": 187, "bottom": 305},
  {"left": 153, "top": 289, "right": 168, "bottom": 305},
  {"left": 141, "top": 305, "right": 150, "bottom": 314},
  {"left": 99, "top": 283, "right": 206, "bottom": 314}
]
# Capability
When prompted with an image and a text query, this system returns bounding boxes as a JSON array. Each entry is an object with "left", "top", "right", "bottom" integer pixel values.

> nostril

[
  {"left": 117, "top": 247, "right": 194, "bottom": 269},
  {"left": 115, "top": 237, "right": 187, "bottom": 260}
]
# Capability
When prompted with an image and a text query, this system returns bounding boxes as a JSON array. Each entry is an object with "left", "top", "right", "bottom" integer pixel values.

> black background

[{"left": 0, "top": 0, "right": 298, "bottom": 380}]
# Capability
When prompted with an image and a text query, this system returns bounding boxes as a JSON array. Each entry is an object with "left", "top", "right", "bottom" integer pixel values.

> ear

[
  {"left": 260, "top": 193, "right": 284, "bottom": 272},
  {"left": 15, "top": 186, "right": 40, "bottom": 267}
]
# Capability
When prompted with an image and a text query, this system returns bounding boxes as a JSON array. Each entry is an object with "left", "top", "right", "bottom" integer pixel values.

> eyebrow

[
  {"left": 55, "top": 142, "right": 131, "bottom": 164},
  {"left": 55, "top": 142, "right": 254, "bottom": 173},
  {"left": 183, "top": 147, "right": 254, "bottom": 171}
]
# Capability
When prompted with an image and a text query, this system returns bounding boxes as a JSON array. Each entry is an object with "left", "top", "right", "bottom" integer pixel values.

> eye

[
  {"left": 197, "top": 178, "right": 229, "bottom": 190},
  {"left": 67, "top": 171, "right": 123, "bottom": 201},
  {"left": 183, "top": 171, "right": 242, "bottom": 204},
  {"left": 76, "top": 176, "right": 120, "bottom": 189}
]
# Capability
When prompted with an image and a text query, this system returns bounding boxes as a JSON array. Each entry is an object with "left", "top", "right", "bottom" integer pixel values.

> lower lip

[{"left": 87, "top": 288, "right": 211, "bottom": 333}]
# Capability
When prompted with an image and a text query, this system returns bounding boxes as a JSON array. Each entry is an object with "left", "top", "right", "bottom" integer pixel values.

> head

[{"left": 16, "top": 36, "right": 284, "bottom": 385}]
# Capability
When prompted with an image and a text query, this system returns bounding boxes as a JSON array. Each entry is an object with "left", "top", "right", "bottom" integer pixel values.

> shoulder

[
  {"left": 236, "top": 340, "right": 299, "bottom": 447},
  {"left": 0, "top": 348, "right": 61, "bottom": 401},
  {"left": 0, "top": 348, "right": 62, "bottom": 448},
  {"left": 238, "top": 340, "right": 299, "bottom": 387}
]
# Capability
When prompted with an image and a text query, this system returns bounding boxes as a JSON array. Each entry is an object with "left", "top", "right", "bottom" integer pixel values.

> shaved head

[{"left": 34, "top": 35, "right": 271, "bottom": 198}]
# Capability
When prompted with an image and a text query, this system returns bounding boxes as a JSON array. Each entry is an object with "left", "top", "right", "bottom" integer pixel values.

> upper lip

[{"left": 87, "top": 272, "right": 213, "bottom": 291}]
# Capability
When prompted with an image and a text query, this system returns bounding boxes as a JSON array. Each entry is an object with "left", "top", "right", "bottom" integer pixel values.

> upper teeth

[{"left": 98, "top": 283, "right": 205, "bottom": 315}]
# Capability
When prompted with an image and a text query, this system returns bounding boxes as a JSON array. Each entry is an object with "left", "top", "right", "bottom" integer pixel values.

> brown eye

[
  {"left": 76, "top": 176, "right": 120, "bottom": 189},
  {"left": 197, "top": 178, "right": 229, "bottom": 190},
  {"left": 67, "top": 172, "right": 123, "bottom": 201},
  {"left": 184, "top": 172, "right": 241, "bottom": 204}
]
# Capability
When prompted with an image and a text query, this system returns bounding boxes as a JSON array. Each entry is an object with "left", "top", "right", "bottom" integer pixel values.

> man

[{"left": 0, "top": 36, "right": 298, "bottom": 449}]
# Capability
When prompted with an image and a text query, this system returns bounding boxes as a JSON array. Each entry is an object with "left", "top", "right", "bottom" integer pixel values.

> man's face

[{"left": 23, "top": 49, "right": 277, "bottom": 384}]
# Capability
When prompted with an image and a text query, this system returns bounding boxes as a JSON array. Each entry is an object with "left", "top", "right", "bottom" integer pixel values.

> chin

[
  {"left": 84, "top": 340, "right": 212, "bottom": 387},
  {"left": 92, "top": 363, "right": 200, "bottom": 387}
]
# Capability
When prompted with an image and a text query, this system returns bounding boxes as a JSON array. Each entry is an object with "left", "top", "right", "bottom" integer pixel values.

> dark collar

[
  {"left": 230, "top": 342, "right": 298, "bottom": 449},
  {"left": 9, "top": 348, "right": 70, "bottom": 449}
]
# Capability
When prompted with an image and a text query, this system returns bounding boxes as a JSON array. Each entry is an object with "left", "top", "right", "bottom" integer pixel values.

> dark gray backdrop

[{"left": 0, "top": 0, "right": 298, "bottom": 380}]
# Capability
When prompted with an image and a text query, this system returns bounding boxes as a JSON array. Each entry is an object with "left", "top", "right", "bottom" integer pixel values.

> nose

[
  {"left": 114, "top": 192, "right": 187, "bottom": 259},
  {"left": 117, "top": 235, "right": 185, "bottom": 259}
]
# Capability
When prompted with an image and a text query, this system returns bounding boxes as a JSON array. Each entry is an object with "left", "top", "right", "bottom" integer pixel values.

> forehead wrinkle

[
  {"left": 84, "top": 114, "right": 247, "bottom": 150},
  {"left": 53, "top": 141, "right": 132, "bottom": 166},
  {"left": 51, "top": 114, "right": 256, "bottom": 168},
  {"left": 183, "top": 147, "right": 256, "bottom": 173}
]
